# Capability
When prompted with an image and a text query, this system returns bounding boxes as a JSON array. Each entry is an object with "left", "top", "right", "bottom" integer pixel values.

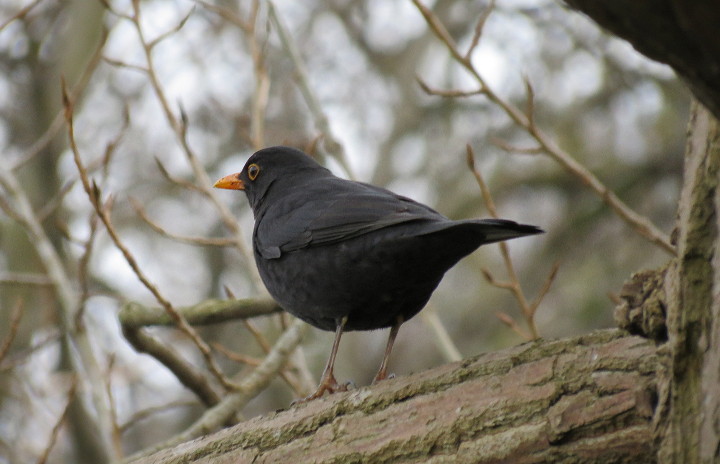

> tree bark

[
  {"left": 657, "top": 100, "right": 720, "bottom": 463},
  {"left": 128, "top": 330, "right": 658, "bottom": 463}
]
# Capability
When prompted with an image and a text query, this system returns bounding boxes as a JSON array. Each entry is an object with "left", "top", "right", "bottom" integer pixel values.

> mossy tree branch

[{"left": 127, "top": 330, "right": 659, "bottom": 464}]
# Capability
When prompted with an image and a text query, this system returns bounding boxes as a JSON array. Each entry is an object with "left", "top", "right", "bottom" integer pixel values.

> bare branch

[
  {"left": 193, "top": 0, "right": 252, "bottom": 32},
  {"left": 154, "top": 157, "right": 205, "bottom": 193},
  {"left": 0, "top": 299, "right": 24, "bottom": 363},
  {"left": 120, "top": 1, "right": 261, "bottom": 287},
  {"left": 148, "top": 7, "right": 194, "bottom": 49},
  {"left": 417, "top": 77, "right": 484, "bottom": 98},
  {"left": 469, "top": 145, "right": 548, "bottom": 339},
  {"left": 415, "top": 1, "right": 676, "bottom": 256},
  {"left": 0, "top": 0, "right": 45, "bottom": 31},
  {"left": 11, "top": 26, "right": 108, "bottom": 170},
  {"left": 120, "top": 400, "right": 200, "bottom": 433},
  {"left": 63, "top": 83, "right": 238, "bottom": 394},
  {"left": 0, "top": 272, "right": 53, "bottom": 286},
  {"left": 104, "top": 355, "right": 124, "bottom": 458},
  {"left": 130, "top": 197, "right": 240, "bottom": 247},
  {"left": 268, "top": 1, "right": 355, "bottom": 179},
  {"left": 489, "top": 137, "right": 544, "bottom": 155},
  {"left": 465, "top": 0, "right": 496, "bottom": 60},
  {"left": 35, "top": 379, "right": 77, "bottom": 464},
  {"left": 212, "top": 343, "right": 262, "bottom": 366},
  {"left": 495, "top": 311, "right": 532, "bottom": 341},
  {"left": 119, "top": 298, "right": 282, "bottom": 328},
  {"left": 419, "top": 308, "right": 463, "bottom": 362},
  {"left": 529, "top": 261, "right": 561, "bottom": 316},
  {"left": 523, "top": 75, "right": 537, "bottom": 128},
  {"left": 123, "top": 319, "right": 307, "bottom": 463},
  {"left": 122, "top": 326, "right": 221, "bottom": 406},
  {"left": 213, "top": 341, "right": 306, "bottom": 395},
  {"left": 0, "top": 332, "right": 59, "bottom": 372},
  {"left": 2, "top": 79, "right": 116, "bottom": 458}
]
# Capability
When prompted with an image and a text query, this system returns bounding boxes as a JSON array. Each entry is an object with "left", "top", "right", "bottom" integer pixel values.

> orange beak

[{"left": 213, "top": 173, "right": 245, "bottom": 190}]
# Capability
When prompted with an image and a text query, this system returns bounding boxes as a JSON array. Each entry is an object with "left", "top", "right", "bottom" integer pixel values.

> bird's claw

[
  {"left": 292, "top": 376, "right": 352, "bottom": 405},
  {"left": 372, "top": 370, "right": 395, "bottom": 384}
]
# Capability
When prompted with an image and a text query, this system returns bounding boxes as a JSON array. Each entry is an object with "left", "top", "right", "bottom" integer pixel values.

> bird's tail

[{"left": 462, "top": 219, "right": 544, "bottom": 245}]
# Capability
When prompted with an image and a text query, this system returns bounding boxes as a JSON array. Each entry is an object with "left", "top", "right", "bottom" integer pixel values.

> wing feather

[{"left": 254, "top": 179, "right": 445, "bottom": 259}]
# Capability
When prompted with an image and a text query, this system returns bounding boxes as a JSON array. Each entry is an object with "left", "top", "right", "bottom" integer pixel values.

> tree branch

[{"left": 127, "top": 330, "right": 658, "bottom": 464}]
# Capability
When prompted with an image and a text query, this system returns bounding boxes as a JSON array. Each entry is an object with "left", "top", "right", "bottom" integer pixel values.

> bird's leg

[
  {"left": 297, "top": 317, "right": 349, "bottom": 402},
  {"left": 373, "top": 315, "right": 403, "bottom": 384}
]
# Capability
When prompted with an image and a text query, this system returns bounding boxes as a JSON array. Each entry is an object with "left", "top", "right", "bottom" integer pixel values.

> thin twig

[
  {"left": 120, "top": 400, "right": 199, "bottom": 432},
  {"left": 122, "top": 0, "right": 261, "bottom": 287},
  {"left": 0, "top": 273, "right": 53, "bottom": 286},
  {"left": 11, "top": 27, "right": 109, "bottom": 171},
  {"left": 246, "top": 0, "right": 268, "bottom": 149},
  {"left": 416, "top": 79, "right": 484, "bottom": 98},
  {"left": 122, "top": 326, "right": 220, "bottom": 406},
  {"left": 0, "top": 299, "right": 24, "bottom": 363},
  {"left": 1, "top": 122, "right": 116, "bottom": 460},
  {"left": 193, "top": 0, "right": 252, "bottom": 32},
  {"left": 268, "top": 1, "right": 355, "bottom": 179},
  {"left": 74, "top": 198, "right": 100, "bottom": 329},
  {"left": 104, "top": 355, "right": 124, "bottom": 458},
  {"left": 148, "top": 7, "right": 195, "bottom": 49},
  {"left": 122, "top": 319, "right": 307, "bottom": 463},
  {"left": 489, "top": 137, "right": 544, "bottom": 155},
  {"left": 221, "top": 286, "right": 307, "bottom": 395},
  {"left": 153, "top": 157, "right": 205, "bottom": 193},
  {"left": 213, "top": 342, "right": 305, "bottom": 395},
  {"left": 212, "top": 343, "right": 262, "bottom": 366},
  {"left": 414, "top": 0, "right": 675, "bottom": 256},
  {"left": 0, "top": 0, "right": 45, "bottom": 31},
  {"left": 63, "top": 82, "right": 238, "bottom": 394},
  {"left": 35, "top": 379, "right": 77, "bottom": 464},
  {"left": 468, "top": 145, "right": 544, "bottom": 339},
  {"left": 465, "top": 0, "right": 496, "bottom": 60},
  {"left": 420, "top": 308, "right": 462, "bottom": 362},
  {"left": 0, "top": 331, "right": 59, "bottom": 371},
  {"left": 528, "top": 261, "right": 560, "bottom": 316},
  {"left": 36, "top": 180, "right": 76, "bottom": 223},
  {"left": 103, "top": 57, "right": 147, "bottom": 72},
  {"left": 130, "top": 197, "right": 239, "bottom": 247},
  {"left": 495, "top": 311, "right": 531, "bottom": 340}
]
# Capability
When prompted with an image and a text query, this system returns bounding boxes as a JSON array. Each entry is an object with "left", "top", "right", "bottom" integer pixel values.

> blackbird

[{"left": 214, "top": 146, "right": 542, "bottom": 401}]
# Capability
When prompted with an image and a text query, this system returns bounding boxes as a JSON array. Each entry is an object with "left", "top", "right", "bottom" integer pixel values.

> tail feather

[
  {"left": 413, "top": 218, "right": 543, "bottom": 245},
  {"left": 465, "top": 219, "right": 543, "bottom": 244}
]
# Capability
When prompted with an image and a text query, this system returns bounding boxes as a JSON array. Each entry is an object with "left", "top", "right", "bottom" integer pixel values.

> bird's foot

[
  {"left": 292, "top": 374, "right": 351, "bottom": 404},
  {"left": 371, "top": 371, "right": 396, "bottom": 385}
]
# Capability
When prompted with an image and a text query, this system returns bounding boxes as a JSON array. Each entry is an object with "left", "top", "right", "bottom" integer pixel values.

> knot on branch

[{"left": 614, "top": 265, "right": 668, "bottom": 342}]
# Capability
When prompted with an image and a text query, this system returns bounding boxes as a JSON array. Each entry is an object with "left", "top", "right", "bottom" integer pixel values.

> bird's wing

[{"left": 254, "top": 180, "right": 445, "bottom": 259}]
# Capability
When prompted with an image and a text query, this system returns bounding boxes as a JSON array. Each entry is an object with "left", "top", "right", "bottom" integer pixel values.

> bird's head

[{"left": 213, "top": 146, "right": 330, "bottom": 213}]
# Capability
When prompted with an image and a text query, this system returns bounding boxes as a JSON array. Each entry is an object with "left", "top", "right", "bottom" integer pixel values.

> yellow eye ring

[{"left": 247, "top": 163, "right": 260, "bottom": 181}]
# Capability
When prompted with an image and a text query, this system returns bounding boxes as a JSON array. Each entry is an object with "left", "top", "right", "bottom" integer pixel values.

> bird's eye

[{"left": 247, "top": 164, "right": 260, "bottom": 181}]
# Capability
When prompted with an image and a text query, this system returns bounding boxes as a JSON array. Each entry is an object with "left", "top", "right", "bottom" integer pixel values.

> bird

[{"left": 214, "top": 146, "right": 543, "bottom": 401}]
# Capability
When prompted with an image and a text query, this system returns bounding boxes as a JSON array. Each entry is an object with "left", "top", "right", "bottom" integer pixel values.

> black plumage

[{"left": 215, "top": 146, "right": 542, "bottom": 400}]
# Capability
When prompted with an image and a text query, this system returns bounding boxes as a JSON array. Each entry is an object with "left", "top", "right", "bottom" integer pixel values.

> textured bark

[
  {"left": 556, "top": 1, "right": 720, "bottom": 460},
  {"left": 614, "top": 265, "right": 669, "bottom": 342},
  {"left": 658, "top": 101, "right": 720, "bottom": 463},
  {"left": 562, "top": 0, "right": 720, "bottom": 120},
  {"left": 129, "top": 330, "right": 658, "bottom": 464}
]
